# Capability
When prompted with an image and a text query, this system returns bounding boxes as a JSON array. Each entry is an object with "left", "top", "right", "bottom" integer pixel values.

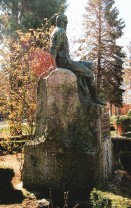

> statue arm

[
  {"left": 50, "top": 34, "right": 59, "bottom": 68},
  {"left": 51, "top": 55, "right": 57, "bottom": 68},
  {"left": 50, "top": 30, "right": 64, "bottom": 68},
  {"left": 50, "top": 28, "right": 65, "bottom": 57},
  {"left": 50, "top": 32, "right": 61, "bottom": 56}
]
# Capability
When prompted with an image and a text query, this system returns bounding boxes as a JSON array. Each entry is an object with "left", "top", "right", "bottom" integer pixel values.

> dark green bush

[
  {"left": 0, "top": 165, "right": 15, "bottom": 189},
  {"left": 120, "top": 151, "right": 131, "bottom": 173},
  {"left": 90, "top": 188, "right": 131, "bottom": 208}
]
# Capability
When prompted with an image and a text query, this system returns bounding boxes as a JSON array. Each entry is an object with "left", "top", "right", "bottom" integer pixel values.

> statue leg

[
  {"left": 56, "top": 57, "right": 106, "bottom": 105},
  {"left": 76, "top": 75, "right": 94, "bottom": 104},
  {"left": 78, "top": 61, "right": 106, "bottom": 105},
  {"left": 56, "top": 57, "right": 94, "bottom": 78},
  {"left": 70, "top": 60, "right": 94, "bottom": 77},
  {"left": 86, "top": 78, "right": 106, "bottom": 105}
]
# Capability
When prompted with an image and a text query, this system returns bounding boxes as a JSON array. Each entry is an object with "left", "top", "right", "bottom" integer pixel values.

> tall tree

[{"left": 82, "top": 0, "right": 125, "bottom": 106}]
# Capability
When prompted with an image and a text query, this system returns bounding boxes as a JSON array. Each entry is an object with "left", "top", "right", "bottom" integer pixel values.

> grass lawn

[{"left": 0, "top": 122, "right": 35, "bottom": 138}]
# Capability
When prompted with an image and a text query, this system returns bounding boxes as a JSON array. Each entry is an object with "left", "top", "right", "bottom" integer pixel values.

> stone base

[
  {"left": 23, "top": 138, "right": 103, "bottom": 198},
  {"left": 23, "top": 68, "right": 113, "bottom": 199}
]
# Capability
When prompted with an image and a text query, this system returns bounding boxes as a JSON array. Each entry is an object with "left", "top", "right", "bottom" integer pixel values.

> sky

[{"left": 65, "top": 0, "right": 131, "bottom": 52}]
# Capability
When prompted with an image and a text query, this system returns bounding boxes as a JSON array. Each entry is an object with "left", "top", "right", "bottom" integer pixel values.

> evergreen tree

[
  {"left": 82, "top": 0, "right": 125, "bottom": 106},
  {"left": 0, "top": 0, "right": 67, "bottom": 38}
]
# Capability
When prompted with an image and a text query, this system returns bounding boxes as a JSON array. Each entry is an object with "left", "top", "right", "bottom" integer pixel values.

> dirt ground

[
  {"left": 0, "top": 200, "right": 39, "bottom": 208},
  {"left": 0, "top": 154, "right": 39, "bottom": 208}
]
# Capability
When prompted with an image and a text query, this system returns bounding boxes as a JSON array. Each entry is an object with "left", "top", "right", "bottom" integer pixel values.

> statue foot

[
  {"left": 79, "top": 96, "right": 106, "bottom": 106},
  {"left": 92, "top": 98, "right": 107, "bottom": 105}
]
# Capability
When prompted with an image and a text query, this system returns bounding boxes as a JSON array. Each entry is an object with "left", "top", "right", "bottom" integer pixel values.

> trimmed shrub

[
  {"left": 110, "top": 115, "right": 117, "bottom": 124},
  {"left": 120, "top": 151, "right": 131, "bottom": 173},
  {"left": 0, "top": 165, "right": 15, "bottom": 190},
  {"left": 0, "top": 166, "right": 25, "bottom": 203},
  {"left": 114, "top": 115, "right": 131, "bottom": 134},
  {"left": 90, "top": 188, "right": 131, "bottom": 208}
]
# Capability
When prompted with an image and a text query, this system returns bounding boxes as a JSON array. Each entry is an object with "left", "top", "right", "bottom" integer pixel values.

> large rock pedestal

[{"left": 23, "top": 68, "right": 113, "bottom": 198}]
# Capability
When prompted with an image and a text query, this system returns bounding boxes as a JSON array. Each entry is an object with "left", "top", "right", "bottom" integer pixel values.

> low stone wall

[{"left": 23, "top": 68, "right": 113, "bottom": 198}]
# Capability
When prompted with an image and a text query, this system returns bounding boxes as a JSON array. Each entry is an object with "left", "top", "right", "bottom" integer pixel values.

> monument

[{"left": 23, "top": 15, "right": 113, "bottom": 199}]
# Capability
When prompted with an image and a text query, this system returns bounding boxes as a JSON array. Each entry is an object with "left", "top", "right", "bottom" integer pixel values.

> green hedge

[
  {"left": 127, "top": 110, "right": 131, "bottom": 119},
  {"left": 113, "top": 115, "right": 131, "bottom": 134},
  {"left": 0, "top": 138, "right": 27, "bottom": 154},
  {"left": 110, "top": 115, "right": 117, "bottom": 124},
  {"left": 90, "top": 189, "right": 131, "bottom": 208},
  {"left": 120, "top": 151, "right": 131, "bottom": 173},
  {"left": 0, "top": 165, "right": 15, "bottom": 190}
]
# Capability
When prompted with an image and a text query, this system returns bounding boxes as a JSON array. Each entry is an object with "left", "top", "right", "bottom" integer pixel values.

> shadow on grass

[{"left": 0, "top": 189, "right": 24, "bottom": 204}]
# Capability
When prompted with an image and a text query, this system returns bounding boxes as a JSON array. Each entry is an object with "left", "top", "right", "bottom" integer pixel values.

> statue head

[{"left": 56, "top": 14, "right": 68, "bottom": 30}]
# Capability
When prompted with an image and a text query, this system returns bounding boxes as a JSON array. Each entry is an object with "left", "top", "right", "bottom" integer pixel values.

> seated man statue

[{"left": 50, "top": 14, "right": 106, "bottom": 105}]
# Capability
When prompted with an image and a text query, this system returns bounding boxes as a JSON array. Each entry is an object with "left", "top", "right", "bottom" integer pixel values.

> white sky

[{"left": 66, "top": 0, "right": 131, "bottom": 51}]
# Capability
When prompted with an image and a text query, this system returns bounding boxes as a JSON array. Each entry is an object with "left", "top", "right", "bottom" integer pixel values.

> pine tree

[{"left": 82, "top": 0, "right": 125, "bottom": 106}]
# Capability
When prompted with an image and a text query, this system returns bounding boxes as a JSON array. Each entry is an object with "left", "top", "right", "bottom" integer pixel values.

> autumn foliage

[
  {"left": 29, "top": 48, "right": 53, "bottom": 77},
  {"left": 1, "top": 25, "right": 54, "bottom": 136}
]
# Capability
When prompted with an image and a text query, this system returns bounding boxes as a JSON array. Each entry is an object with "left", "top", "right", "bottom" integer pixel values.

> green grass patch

[
  {"left": 0, "top": 123, "right": 35, "bottom": 138},
  {"left": 90, "top": 188, "right": 131, "bottom": 208}
]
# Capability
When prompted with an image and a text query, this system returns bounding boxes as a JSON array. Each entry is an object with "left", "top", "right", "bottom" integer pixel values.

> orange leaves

[
  {"left": 15, "top": 28, "right": 55, "bottom": 78},
  {"left": 29, "top": 47, "right": 54, "bottom": 78}
]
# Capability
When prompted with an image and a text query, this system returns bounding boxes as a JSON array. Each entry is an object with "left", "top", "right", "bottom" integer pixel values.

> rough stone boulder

[{"left": 23, "top": 68, "right": 113, "bottom": 198}]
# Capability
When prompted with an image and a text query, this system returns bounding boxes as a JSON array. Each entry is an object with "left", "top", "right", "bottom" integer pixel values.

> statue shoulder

[
  {"left": 52, "top": 27, "right": 66, "bottom": 36},
  {"left": 58, "top": 27, "right": 66, "bottom": 34}
]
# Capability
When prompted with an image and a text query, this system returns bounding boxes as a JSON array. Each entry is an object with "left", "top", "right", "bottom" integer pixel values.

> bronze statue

[{"left": 50, "top": 14, "right": 106, "bottom": 105}]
